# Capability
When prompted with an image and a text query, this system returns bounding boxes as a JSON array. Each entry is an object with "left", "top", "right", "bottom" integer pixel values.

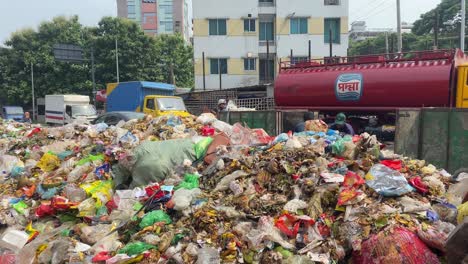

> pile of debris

[{"left": 0, "top": 113, "right": 466, "bottom": 264}]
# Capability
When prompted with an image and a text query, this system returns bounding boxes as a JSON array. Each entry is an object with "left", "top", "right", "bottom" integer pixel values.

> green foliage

[
  {"left": 349, "top": 0, "right": 466, "bottom": 56},
  {"left": 0, "top": 16, "right": 194, "bottom": 107}
]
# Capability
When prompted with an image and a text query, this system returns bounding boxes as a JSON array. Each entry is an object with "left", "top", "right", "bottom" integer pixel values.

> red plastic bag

[
  {"left": 409, "top": 177, "right": 429, "bottom": 194},
  {"left": 343, "top": 171, "right": 365, "bottom": 188},
  {"left": 27, "top": 127, "right": 41, "bottom": 138},
  {"left": 202, "top": 126, "right": 215, "bottom": 136},
  {"left": 380, "top": 160, "right": 402, "bottom": 171},
  {"left": 145, "top": 183, "right": 161, "bottom": 197},
  {"left": 275, "top": 214, "right": 315, "bottom": 238},
  {"left": 353, "top": 227, "right": 440, "bottom": 264},
  {"left": 35, "top": 203, "right": 55, "bottom": 218},
  {"left": 92, "top": 251, "right": 112, "bottom": 262}
]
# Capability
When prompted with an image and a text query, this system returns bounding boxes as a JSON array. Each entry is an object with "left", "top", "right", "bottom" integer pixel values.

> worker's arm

[{"left": 346, "top": 124, "right": 355, "bottom": 136}]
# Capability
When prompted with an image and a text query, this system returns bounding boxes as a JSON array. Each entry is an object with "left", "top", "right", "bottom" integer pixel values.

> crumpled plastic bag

[
  {"left": 285, "top": 137, "right": 302, "bottom": 149},
  {"left": 399, "top": 196, "right": 431, "bottom": 213},
  {"left": 77, "top": 154, "right": 104, "bottom": 166},
  {"left": 80, "top": 180, "right": 113, "bottom": 207},
  {"left": 196, "top": 113, "right": 217, "bottom": 125},
  {"left": 171, "top": 188, "right": 202, "bottom": 212},
  {"left": 284, "top": 199, "right": 308, "bottom": 214},
  {"left": 246, "top": 216, "right": 295, "bottom": 249},
  {"left": 118, "top": 242, "right": 156, "bottom": 256},
  {"left": 214, "top": 170, "right": 248, "bottom": 192},
  {"left": 139, "top": 210, "right": 172, "bottom": 228},
  {"left": 432, "top": 202, "right": 458, "bottom": 224},
  {"left": 417, "top": 221, "right": 456, "bottom": 252},
  {"left": 365, "top": 164, "right": 414, "bottom": 196},
  {"left": 194, "top": 137, "right": 213, "bottom": 160},
  {"left": 305, "top": 120, "right": 328, "bottom": 133},
  {"left": 422, "top": 176, "right": 445, "bottom": 196},
  {"left": 421, "top": 164, "right": 437, "bottom": 175},
  {"left": 36, "top": 153, "right": 60, "bottom": 172}
]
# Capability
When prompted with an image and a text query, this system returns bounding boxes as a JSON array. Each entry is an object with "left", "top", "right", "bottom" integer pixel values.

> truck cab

[
  {"left": 142, "top": 96, "right": 190, "bottom": 117},
  {"left": 1, "top": 106, "right": 25, "bottom": 121},
  {"left": 45, "top": 95, "right": 97, "bottom": 125}
]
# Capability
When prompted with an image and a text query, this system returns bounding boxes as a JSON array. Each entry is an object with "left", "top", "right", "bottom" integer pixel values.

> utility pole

[
  {"left": 462, "top": 0, "right": 466, "bottom": 52},
  {"left": 31, "top": 62, "right": 35, "bottom": 121},
  {"left": 397, "top": 0, "right": 402, "bottom": 53},
  {"left": 329, "top": 29, "right": 333, "bottom": 58},
  {"left": 434, "top": 10, "right": 439, "bottom": 50},
  {"left": 385, "top": 31, "right": 389, "bottom": 54},
  {"left": 115, "top": 38, "right": 120, "bottom": 82},
  {"left": 218, "top": 61, "right": 222, "bottom": 90},
  {"left": 266, "top": 40, "right": 270, "bottom": 82},
  {"left": 91, "top": 49, "right": 97, "bottom": 108},
  {"left": 202, "top": 52, "right": 206, "bottom": 91},
  {"left": 308, "top": 40, "right": 312, "bottom": 62}
]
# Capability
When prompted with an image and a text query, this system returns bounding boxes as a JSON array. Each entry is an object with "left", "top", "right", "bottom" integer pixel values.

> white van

[{"left": 45, "top": 95, "right": 97, "bottom": 125}]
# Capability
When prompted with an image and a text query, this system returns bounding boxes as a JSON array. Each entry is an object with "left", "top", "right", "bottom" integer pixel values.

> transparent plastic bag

[
  {"left": 139, "top": 210, "right": 172, "bottom": 228},
  {"left": 196, "top": 247, "right": 220, "bottom": 264},
  {"left": 365, "top": 164, "right": 414, "bottom": 196}
]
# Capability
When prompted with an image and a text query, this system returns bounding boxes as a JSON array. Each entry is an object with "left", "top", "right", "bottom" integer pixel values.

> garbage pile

[{"left": 0, "top": 113, "right": 466, "bottom": 264}]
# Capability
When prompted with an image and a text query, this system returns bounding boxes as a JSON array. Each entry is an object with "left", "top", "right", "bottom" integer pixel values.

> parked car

[{"left": 92, "top": 111, "right": 145, "bottom": 126}]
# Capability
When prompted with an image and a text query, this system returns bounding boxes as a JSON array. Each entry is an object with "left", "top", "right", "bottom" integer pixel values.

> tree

[{"left": 0, "top": 16, "right": 195, "bottom": 108}]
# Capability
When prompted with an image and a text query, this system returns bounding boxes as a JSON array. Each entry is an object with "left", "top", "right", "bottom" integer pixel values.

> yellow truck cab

[{"left": 142, "top": 95, "right": 190, "bottom": 117}]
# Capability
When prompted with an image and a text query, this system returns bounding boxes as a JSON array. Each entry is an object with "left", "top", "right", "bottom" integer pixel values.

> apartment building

[
  {"left": 117, "top": 0, "right": 191, "bottom": 41},
  {"left": 193, "top": 0, "right": 349, "bottom": 90}
]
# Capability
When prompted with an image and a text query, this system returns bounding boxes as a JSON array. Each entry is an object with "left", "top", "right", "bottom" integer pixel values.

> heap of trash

[{"left": 0, "top": 113, "right": 467, "bottom": 264}]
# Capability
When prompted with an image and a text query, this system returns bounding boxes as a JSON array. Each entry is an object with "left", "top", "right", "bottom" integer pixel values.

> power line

[
  {"left": 351, "top": 0, "right": 388, "bottom": 22},
  {"left": 353, "top": 1, "right": 395, "bottom": 23}
]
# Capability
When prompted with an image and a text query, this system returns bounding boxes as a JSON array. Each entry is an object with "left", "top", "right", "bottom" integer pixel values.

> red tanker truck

[{"left": 274, "top": 49, "right": 468, "bottom": 135}]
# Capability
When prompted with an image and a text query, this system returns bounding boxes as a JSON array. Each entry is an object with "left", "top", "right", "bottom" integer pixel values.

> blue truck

[{"left": 106, "top": 81, "right": 176, "bottom": 112}]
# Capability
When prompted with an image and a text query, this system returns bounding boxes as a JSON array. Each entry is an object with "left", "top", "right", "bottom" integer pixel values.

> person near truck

[
  {"left": 294, "top": 112, "right": 315, "bottom": 133},
  {"left": 330, "top": 113, "right": 355, "bottom": 136},
  {"left": 23, "top": 112, "right": 32, "bottom": 124}
]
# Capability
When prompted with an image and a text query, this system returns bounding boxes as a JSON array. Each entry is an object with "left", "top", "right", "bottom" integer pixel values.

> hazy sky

[{"left": 0, "top": 0, "right": 442, "bottom": 44}]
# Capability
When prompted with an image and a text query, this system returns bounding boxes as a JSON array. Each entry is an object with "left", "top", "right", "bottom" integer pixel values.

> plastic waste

[
  {"left": 36, "top": 153, "right": 61, "bottom": 172},
  {"left": 171, "top": 188, "right": 202, "bottom": 211},
  {"left": 417, "top": 221, "right": 456, "bottom": 252},
  {"left": 458, "top": 201, "right": 468, "bottom": 224},
  {"left": 118, "top": 242, "right": 156, "bottom": 256},
  {"left": 422, "top": 176, "right": 446, "bottom": 196},
  {"left": 80, "top": 224, "right": 113, "bottom": 245},
  {"left": 77, "top": 198, "right": 96, "bottom": 217},
  {"left": 409, "top": 177, "right": 429, "bottom": 194},
  {"left": 399, "top": 196, "right": 431, "bottom": 213},
  {"left": 320, "top": 172, "right": 344, "bottom": 183},
  {"left": 353, "top": 227, "right": 439, "bottom": 264},
  {"left": 272, "top": 133, "right": 289, "bottom": 145},
  {"left": 284, "top": 137, "right": 302, "bottom": 149},
  {"left": 139, "top": 210, "right": 172, "bottom": 228},
  {"left": 37, "top": 238, "right": 70, "bottom": 264},
  {"left": 196, "top": 113, "right": 217, "bottom": 125},
  {"left": 76, "top": 154, "right": 104, "bottom": 166},
  {"left": 380, "top": 160, "right": 402, "bottom": 170},
  {"left": 432, "top": 202, "right": 458, "bottom": 224},
  {"left": 0, "top": 228, "right": 29, "bottom": 252},
  {"left": 196, "top": 247, "right": 220, "bottom": 264},
  {"left": 63, "top": 184, "right": 87, "bottom": 202},
  {"left": 175, "top": 173, "right": 199, "bottom": 190},
  {"left": 80, "top": 180, "right": 113, "bottom": 206},
  {"left": 283, "top": 199, "right": 308, "bottom": 214},
  {"left": 194, "top": 137, "right": 214, "bottom": 160},
  {"left": 421, "top": 164, "right": 437, "bottom": 174},
  {"left": 365, "top": 164, "right": 414, "bottom": 196},
  {"left": 11, "top": 200, "right": 29, "bottom": 215},
  {"left": 214, "top": 170, "right": 248, "bottom": 192}
]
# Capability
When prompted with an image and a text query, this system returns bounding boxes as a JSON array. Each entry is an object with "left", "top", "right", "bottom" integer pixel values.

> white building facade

[{"left": 193, "top": 0, "right": 349, "bottom": 90}]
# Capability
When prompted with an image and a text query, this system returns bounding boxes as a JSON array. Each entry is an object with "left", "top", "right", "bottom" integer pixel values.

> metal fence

[{"left": 234, "top": 97, "right": 275, "bottom": 111}]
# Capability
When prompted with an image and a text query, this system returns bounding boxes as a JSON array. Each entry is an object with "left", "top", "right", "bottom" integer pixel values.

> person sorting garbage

[
  {"left": 294, "top": 112, "right": 315, "bottom": 133},
  {"left": 212, "top": 99, "right": 227, "bottom": 117},
  {"left": 329, "top": 112, "right": 355, "bottom": 136}
]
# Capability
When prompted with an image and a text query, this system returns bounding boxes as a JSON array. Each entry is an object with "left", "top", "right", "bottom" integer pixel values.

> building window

[
  {"left": 210, "top": 58, "right": 228, "bottom": 74},
  {"left": 143, "top": 12, "right": 156, "bottom": 23},
  {"left": 259, "top": 22, "right": 274, "bottom": 41},
  {"left": 209, "top": 19, "right": 227, "bottom": 35},
  {"left": 259, "top": 0, "right": 273, "bottom": 2},
  {"left": 324, "top": 0, "right": 340, "bottom": 5},
  {"left": 290, "top": 18, "right": 308, "bottom": 34},
  {"left": 127, "top": 4, "right": 136, "bottom": 13},
  {"left": 244, "top": 58, "right": 256, "bottom": 71},
  {"left": 244, "top": 19, "right": 256, "bottom": 32},
  {"left": 291, "top": 56, "right": 309, "bottom": 64},
  {"left": 324, "top": 18, "right": 341, "bottom": 44}
]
